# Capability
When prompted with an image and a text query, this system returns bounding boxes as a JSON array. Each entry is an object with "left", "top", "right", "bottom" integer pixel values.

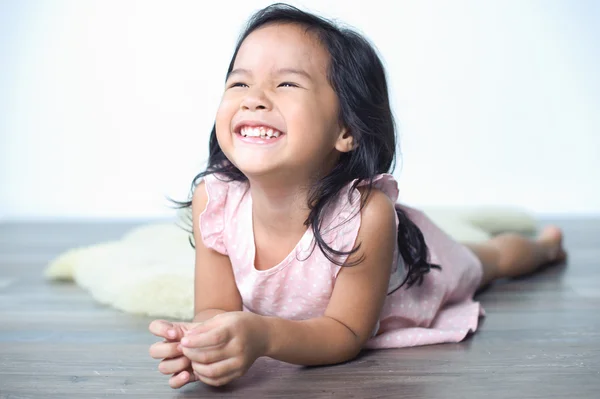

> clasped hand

[{"left": 148, "top": 311, "right": 268, "bottom": 388}]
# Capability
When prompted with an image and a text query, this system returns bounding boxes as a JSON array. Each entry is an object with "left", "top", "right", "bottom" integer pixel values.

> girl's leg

[{"left": 464, "top": 225, "right": 567, "bottom": 289}]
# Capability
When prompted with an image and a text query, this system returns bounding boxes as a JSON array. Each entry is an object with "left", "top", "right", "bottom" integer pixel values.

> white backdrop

[{"left": 1, "top": 0, "right": 599, "bottom": 220}]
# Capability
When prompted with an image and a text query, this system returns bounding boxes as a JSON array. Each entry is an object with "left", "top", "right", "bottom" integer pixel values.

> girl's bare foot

[{"left": 536, "top": 225, "right": 567, "bottom": 264}]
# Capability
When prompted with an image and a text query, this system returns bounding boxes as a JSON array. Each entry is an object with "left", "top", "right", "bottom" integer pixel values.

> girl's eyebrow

[
  {"left": 275, "top": 68, "right": 313, "bottom": 80},
  {"left": 227, "top": 68, "right": 251, "bottom": 80},
  {"left": 227, "top": 68, "right": 313, "bottom": 80}
]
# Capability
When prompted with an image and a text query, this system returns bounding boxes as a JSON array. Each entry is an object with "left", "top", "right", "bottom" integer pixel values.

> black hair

[{"left": 171, "top": 3, "right": 440, "bottom": 288}]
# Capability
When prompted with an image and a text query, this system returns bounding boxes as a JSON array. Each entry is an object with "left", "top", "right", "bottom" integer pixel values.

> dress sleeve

[
  {"left": 356, "top": 173, "right": 400, "bottom": 204},
  {"left": 198, "top": 173, "right": 229, "bottom": 255}
]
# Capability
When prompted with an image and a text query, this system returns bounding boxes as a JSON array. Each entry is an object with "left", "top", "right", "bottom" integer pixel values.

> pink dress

[{"left": 200, "top": 173, "right": 485, "bottom": 349}]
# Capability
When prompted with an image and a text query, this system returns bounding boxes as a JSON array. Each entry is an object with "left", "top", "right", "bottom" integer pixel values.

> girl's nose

[{"left": 240, "top": 89, "right": 272, "bottom": 111}]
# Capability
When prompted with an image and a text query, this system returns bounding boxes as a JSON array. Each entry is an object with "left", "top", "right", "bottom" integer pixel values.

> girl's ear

[{"left": 335, "top": 127, "right": 355, "bottom": 153}]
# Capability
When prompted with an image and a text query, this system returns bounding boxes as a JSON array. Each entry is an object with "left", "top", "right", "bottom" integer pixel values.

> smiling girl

[{"left": 148, "top": 3, "right": 566, "bottom": 388}]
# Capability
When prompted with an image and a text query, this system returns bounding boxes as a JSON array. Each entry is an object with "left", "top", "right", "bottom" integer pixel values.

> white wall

[{"left": 1, "top": 0, "right": 599, "bottom": 220}]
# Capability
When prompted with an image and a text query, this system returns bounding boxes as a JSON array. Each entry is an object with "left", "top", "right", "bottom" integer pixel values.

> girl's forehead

[{"left": 234, "top": 24, "right": 329, "bottom": 74}]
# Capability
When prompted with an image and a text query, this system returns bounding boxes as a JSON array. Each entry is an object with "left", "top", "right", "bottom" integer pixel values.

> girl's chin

[{"left": 234, "top": 160, "right": 281, "bottom": 177}]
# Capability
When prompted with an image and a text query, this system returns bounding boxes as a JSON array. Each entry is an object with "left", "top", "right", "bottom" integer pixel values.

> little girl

[{"left": 149, "top": 3, "right": 566, "bottom": 389}]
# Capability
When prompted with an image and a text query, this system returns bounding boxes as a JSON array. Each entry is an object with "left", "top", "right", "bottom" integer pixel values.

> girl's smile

[{"left": 233, "top": 121, "right": 286, "bottom": 145}]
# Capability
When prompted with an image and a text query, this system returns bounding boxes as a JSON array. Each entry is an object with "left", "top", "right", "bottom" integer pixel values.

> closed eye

[
  {"left": 228, "top": 82, "right": 248, "bottom": 88},
  {"left": 278, "top": 82, "right": 299, "bottom": 88}
]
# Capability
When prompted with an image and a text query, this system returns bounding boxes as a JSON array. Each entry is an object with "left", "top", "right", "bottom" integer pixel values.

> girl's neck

[{"left": 248, "top": 178, "right": 311, "bottom": 239}]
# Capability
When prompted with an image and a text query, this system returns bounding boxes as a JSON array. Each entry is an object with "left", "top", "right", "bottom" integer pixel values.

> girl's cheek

[{"left": 215, "top": 105, "right": 237, "bottom": 132}]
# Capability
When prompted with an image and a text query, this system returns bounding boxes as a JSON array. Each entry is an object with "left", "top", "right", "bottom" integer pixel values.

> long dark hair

[{"left": 172, "top": 3, "right": 440, "bottom": 288}]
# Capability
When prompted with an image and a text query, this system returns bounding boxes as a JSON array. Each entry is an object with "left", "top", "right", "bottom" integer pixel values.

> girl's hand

[
  {"left": 180, "top": 312, "right": 268, "bottom": 387},
  {"left": 148, "top": 319, "right": 200, "bottom": 389}
]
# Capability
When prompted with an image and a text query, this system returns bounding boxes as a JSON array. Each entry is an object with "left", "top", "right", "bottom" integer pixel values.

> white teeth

[{"left": 240, "top": 126, "right": 281, "bottom": 139}]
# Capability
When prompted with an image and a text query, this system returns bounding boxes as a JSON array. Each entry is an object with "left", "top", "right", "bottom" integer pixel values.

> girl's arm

[
  {"left": 262, "top": 189, "right": 398, "bottom": 365},
  {"left": 191, "top": 181, "right": 243, "bottom": 323}
]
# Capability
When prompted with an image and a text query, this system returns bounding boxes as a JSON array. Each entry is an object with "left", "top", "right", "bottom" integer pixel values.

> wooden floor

[{"left": 0, "top": 219, "right": 599, "bottom": 398}]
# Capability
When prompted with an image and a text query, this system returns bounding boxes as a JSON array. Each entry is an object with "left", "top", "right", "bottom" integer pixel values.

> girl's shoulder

[
  {"left": 319, "top": 173, "right": 400, "bottom": 263},
  {"left": 335, "top": 174, "right": 400, "bottom": 218},
  {"left": 200, "top": 173, "right": 249, "bottom": 219},
  {"left": 354, "top": 174, "right": 399, "bottom": 204},
  {"left": 197, "top": 173, "right": 249, "bottom": 255}
]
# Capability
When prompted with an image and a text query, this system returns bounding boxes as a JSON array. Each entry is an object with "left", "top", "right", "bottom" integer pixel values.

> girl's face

[{"left": 215, "top": 23, "right": 353, "bottom": 183}]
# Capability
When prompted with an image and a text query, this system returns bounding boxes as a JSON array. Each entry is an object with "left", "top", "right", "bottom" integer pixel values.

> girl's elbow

[
  {"left": 338, "top": 331, "right": 368, "bottom": 363},
  {"left": 335, "top": 341, "right": 363, "bottom": 365}
]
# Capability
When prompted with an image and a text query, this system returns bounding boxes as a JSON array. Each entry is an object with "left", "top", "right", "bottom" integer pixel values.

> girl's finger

[
  {"left": 149, "top": 341, "right": 182, "bottom": 359},
  {"left": 169, "top": 369, "right": 198, "bottom": 389},
  {"left": 158, "top": 355, "right": 191, "bottom": 375},
  {"left": 191, "top": 357, "right": 243, "bottom": 383},
  {"left": 194, "top": 367, "right": 241, "bottom": 387},
  {"left": 185, "top": 320, "right": 214, "bottom": 336},
  {"left": 181, "top": 328, "right": 229, "bottom": 349},
  {"left": 149, "top": 320, "right": 177, "bottom": 339},
  {"left": 182, "top": 346, "right": 229, "bottom": 365}
]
